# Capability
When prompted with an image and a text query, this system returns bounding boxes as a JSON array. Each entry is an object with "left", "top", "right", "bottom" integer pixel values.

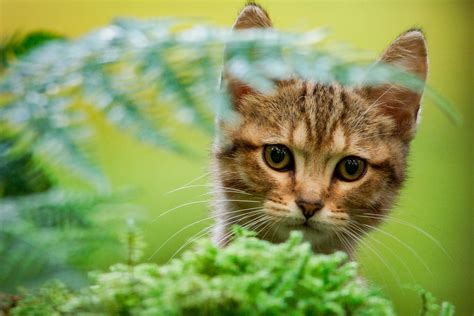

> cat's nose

[{"left": 296, "top": 199, "right": 323, "bottom": 219}]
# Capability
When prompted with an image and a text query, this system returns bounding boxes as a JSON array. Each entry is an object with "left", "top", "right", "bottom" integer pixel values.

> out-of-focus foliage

[
  {"left": 9, "top": 228, "right": 454, "bottom": 316},
  {"left": 3, "top": 281, "right": 70, "bottom": 315},
  {"left": 0, "top": 132, "right": 52, "bottom": 197},
  {"left": 0, "top": 31, "right": 65, "bottom": 71},
  {"left": 0, "top": 189, "right": 127, "bottom": 292},
  {"left": 417, "top": 288, "right": 456, "bottom": 316},
  {"left": 0, "top": 129, "right": 127, "bottom": 292},
  {"left": 0, "top": 32, "right": 125, "bottom": 293},
  {"left": 0, "top": 19, "right": 459, "bottom": 187}
]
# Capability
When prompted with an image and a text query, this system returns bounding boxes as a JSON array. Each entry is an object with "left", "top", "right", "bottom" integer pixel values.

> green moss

[{"left": 11, "top": 228, "right": 453, "bottom": 316}]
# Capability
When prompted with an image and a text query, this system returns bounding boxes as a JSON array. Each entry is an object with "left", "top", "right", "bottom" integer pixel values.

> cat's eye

[
  {"left": 335, "top": 156, "right": 367, "bottom": 182},
  {"left": 263, "top": 144, "right": 294, "bottom": 171}
]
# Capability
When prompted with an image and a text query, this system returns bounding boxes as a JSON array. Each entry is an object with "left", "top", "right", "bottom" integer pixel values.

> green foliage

[
  {"left": 418, "top": 288, "right": 455, "bottom": 316},
  {"left": 0, "top": 31, "right": 65, "bottom": 71},
  {"left": 11, "top": 229, "right": 395, "bottom": 315},
  {"left": 8, "top": 281, "right": 71, "bottom": 316},
  {"left": 0, "top": 189, "right": 123, "bottom": 292},
  {"left": 122, "top": 218, "right": 146, "bottom": 266},
  {"left": 0, "top": 30, "right": 125, "bottom": 292},
  {"left": 0, "top": 132, "right": 52, "bottom": 198},
  {"left": 10, "top": 228, "right": 455, "bottom": 316}
]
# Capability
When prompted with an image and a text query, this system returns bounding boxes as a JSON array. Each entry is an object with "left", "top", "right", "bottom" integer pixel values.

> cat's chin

[
  {"left": 272, "top": 221, "right": 335, "bottom": 243},
  {"left": 296, "top": 224, "right": 332, "bottom": 239},
  {"left": 277, "top": 217, "right": 333, "bottom": 232}
]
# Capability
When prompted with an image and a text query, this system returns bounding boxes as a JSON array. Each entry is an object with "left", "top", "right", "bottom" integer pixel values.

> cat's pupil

[
  {"left": 271, "top": 147, "right": 286, "bottom": 163},
  {"left": 344, "top": 159, "right": 359, "bottom": 175}
]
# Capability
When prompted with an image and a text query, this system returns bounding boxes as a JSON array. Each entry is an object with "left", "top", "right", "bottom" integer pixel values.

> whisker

[
  {"left": 333, "top": 228, "right": 354, "bottom": 256},
  {"left": 267, "top": 216, "right": 285, "bottom": 242},
  {"left": 217, "top": 205, "right": 265, "bottom": 216},
  {"left": 254, "top": 216, "right": 275, "bottom": 239},
  {"left": 198, "top": 189, "right": 256, "bottom": 197},
  {"left": 167, "top": 226, "right": 214, "bottom": 262},
  {"left": 167, "top": 184, "right": 253, "bottom": 196},
  {"left": 164, "top": 172, "right": 211, "bottom": 195},
  {"left": 211, "top": 214, "right": 267, "bottom": 251},
  {"left": 149, "top": 206, "right": 264, "bottom": 260},
  {"left": 243, "top": 215, "right": 270, "bottom": 234},
  {"left": 361, "top": 223, "right": 433, "bottom": 275},
  {"left": 327, "top": 226, "right": 337, "bottom": 250},
  {"left": 350, "top": 223, "right": 415, "bottom": 284},
  {"left": 260, "top": 216, "right": 282, "bottom": 242},
  {"left": 153, "top": 198, "right": 261, "bottom": 222},
  {"left": 354, "top": 213, "right": 451, "bottom": 260},
  {"left": 344, "top": 225, "right": 401, "bottom": 287},
  {"left": 167, "top": 212, "right": 266, "bottom": 262},
  {"left": 338, "top": 228, "right": 393, "bottom": 290},
  {"left": 148, "top": 216, "right": 213, "bottom": 260},
  {"left": 166, "top": 184, "right": 212, "bottom": 194},
  {"left": 169, "top": 207, "right": 264, "bottom": 260}
]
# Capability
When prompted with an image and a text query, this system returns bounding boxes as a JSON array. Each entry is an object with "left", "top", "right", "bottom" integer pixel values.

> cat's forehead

[{"left": 237, "top": 80, "right": 389, "bottom": 154}]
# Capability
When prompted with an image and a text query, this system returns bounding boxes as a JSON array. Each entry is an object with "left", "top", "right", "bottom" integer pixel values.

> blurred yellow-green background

[{"left": 1, "top": 0, "right": 472, "bottom": 314}]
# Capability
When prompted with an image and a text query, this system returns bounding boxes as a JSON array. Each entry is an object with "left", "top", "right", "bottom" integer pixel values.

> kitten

[{"left": 212, "top": 4, "right": 427, "bottom": 256}]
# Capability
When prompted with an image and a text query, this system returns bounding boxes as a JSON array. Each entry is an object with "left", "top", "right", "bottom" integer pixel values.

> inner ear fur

[{"left": 359, "top": 29, "right": 428, "bottom": 140}]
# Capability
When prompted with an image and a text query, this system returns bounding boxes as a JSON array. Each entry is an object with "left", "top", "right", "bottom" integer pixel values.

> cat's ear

[
  {"left": 232, "top": 3, "right": 272, "bottom": 29},
  {"left": 223, "top": 4, "right": 273, "bottom": 107},
  {"left": 360, "top": 29, "right": 428, "bottom": 140}
]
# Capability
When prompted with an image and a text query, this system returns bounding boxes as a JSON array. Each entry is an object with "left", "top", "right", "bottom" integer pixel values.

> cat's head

[{"left": 212, "top": 4, "right": 427, "bottom": 251}]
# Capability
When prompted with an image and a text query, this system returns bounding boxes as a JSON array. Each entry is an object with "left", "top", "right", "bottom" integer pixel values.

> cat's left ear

[
  {"left": 223, "top": 4, "right": 273, "bottom": 109},
  {"left": 360, "top": 29, "right": 428, "bottom": 140}
]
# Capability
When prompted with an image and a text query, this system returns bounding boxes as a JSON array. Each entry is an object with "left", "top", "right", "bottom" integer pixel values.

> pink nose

[{"left": 296, "top": 199, "right": 323, "bottom": 219}]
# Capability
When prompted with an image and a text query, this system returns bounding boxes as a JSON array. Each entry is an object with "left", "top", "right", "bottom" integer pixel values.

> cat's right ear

[
  {"left": 223, "top": 3, "right": 273, "bottom": 107},
  {"left": 232, "top": 3, "right": 272, "bottom": 29},
  {"left": 358, "top": 30, "right": 428, "bottom": 140}
]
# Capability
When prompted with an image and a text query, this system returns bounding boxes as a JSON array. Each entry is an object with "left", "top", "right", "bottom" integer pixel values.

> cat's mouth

[
  {"left": 265, "top": 206, "right": 342, "bottom": 235},
  {"left": 301, "top": 222, "right": 324, "bottom": 234},
  {"left": 283, "top": 219, "right": 330, "bottom": 234}
]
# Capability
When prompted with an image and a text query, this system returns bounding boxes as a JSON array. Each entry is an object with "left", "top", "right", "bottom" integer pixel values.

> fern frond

[
  {"left": 0, "top": 19, "right": 460, "bottom": 188},
  {"left": 0, "top": 189, "right": 125, "bottom": 292}
]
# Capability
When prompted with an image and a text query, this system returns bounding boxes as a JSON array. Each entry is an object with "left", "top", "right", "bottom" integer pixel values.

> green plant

[
  {"left": 0, "top": 188, "right": 129, "bottom": 292},
  {"left": 0, "top": 31, "right": 65, "bottom": 71},
  {"left": 0, "top": 33, "right": 126, "bottom": 292},
  {"left": 9, "top": 227, "right": 454, "bottom": 316}
]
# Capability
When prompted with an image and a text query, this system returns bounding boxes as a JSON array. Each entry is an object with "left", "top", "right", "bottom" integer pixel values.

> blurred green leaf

[{"left": 0, "top": 31, "right": 65, "bottom": 71}]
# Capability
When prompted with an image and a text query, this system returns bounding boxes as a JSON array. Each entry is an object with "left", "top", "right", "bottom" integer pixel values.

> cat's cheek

[
  {"left": 330, "top": 169, "right": 382, "bottom": 210},
  {"left": 255, "top": 153, "right": 295, "bottom": 193},
  {"left": 362, "top": 170, "right": 400, "bottom": 206},
  {"left": 305, "top": 206, "right": 349, "bottom": 233},
  {"left": 232, "top": 151, "right": 270, "bottom": 191},
  {"left": 232, "top": 150, "right": 291, "bottom": 199}
]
